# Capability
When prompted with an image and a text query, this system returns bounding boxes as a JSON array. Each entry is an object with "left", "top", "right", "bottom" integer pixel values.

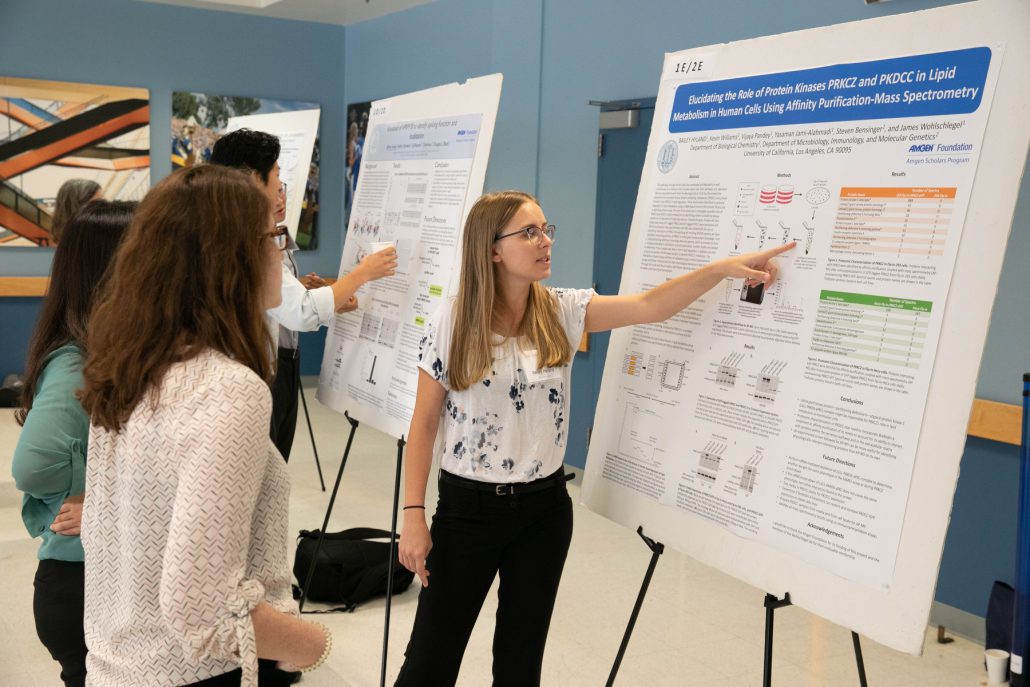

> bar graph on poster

[
  {"left": 581, "top": 0, "right": 1030, "bottom": 654},
  {"left": 316, "top": 74, "right": 502, "bottom": 439}
]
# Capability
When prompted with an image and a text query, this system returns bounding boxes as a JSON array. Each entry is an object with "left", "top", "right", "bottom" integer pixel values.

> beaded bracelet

[{"left": 300, "top": 622, "right": 333, "bottom": 673}]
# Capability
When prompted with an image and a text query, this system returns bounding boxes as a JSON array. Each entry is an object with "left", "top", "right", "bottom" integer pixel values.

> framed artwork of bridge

[{"left": 0, "top": 76, "right": 150, "bottom": 247}]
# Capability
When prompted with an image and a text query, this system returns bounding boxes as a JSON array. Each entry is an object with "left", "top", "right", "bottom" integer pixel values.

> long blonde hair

[{"left": 448, "top": 191, "right": 571, "bottom": 391}]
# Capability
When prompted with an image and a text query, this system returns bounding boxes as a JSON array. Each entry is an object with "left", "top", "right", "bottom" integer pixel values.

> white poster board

[
  {"left": 317, "top": 74, "right": 503, "bottom": 438},
  {"left": 581, "top": 0, "right": 1029, "bottom": 654},
  {"left": 227, "top": 108, "right": 320, "bottom": 240}
]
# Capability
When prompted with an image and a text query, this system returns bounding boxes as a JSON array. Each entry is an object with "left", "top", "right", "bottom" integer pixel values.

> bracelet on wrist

[
  {"left": 403, "top": 505, "right": 426, "bottom": 511},
  {"left": 299, "top": 622, "right": 332, "bottom": 673}
]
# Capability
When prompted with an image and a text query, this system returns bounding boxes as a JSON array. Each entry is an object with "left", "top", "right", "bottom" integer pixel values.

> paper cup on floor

[{"left": 986, "top": 648, "right": 1010, "bottom": 684}]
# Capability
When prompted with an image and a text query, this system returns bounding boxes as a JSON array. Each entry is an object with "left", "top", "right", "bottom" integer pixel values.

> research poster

[
  {"left": 317, "top": 76, "right": 502, "bottom": 438},
  {"left": 582, "top": 47, "right": 1000, "bottom": 588}
]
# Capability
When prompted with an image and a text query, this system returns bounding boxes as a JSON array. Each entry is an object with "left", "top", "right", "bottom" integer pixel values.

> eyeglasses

[
  {"left": 278, "top": 181, "right": 288, "bottom": 197},
  {"left": 494, "top": 224, "right": 556, "bottom": 245},
  {"left": 263, "top": 226, "right": 289, "bottom": 251}
]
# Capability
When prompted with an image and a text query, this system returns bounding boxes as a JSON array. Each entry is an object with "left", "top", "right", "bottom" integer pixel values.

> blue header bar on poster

[{"left": 668, "top": 47, "right": 991, "bottom": 133}]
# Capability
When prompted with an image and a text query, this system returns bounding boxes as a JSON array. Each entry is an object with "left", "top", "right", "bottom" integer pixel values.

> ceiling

[{"left": 133, "top": 0, "right": 435, "bottom": 26}]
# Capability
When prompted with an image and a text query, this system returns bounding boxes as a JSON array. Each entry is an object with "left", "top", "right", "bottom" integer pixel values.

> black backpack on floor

[{"left": 292, "top": 527, "right": 415, "bottom": 613}]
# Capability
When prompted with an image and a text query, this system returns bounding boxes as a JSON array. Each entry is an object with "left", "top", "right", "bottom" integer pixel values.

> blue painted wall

[
  {"left": 2, "top": 0, "right": 1027, "bottom": 622},
  {"left": 342, "top": 0, "right": 544, "bottom": 194}
]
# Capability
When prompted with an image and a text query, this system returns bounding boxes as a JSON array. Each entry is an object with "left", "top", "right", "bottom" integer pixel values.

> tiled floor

[{"left": 0, "top": 382, "right": 996, "bottom": 686}]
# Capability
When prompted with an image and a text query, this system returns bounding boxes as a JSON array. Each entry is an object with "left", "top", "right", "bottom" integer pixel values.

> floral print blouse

[{"left": 418, "top": 287, "right": 595, "bottom": 483}]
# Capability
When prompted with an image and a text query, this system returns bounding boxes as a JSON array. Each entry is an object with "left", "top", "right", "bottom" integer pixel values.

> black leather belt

[{"left": 439, "top": 469, "right": 574, "bottom": 496}]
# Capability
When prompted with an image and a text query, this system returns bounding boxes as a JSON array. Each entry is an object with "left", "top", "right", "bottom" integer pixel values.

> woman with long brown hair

[
  {"left": 80, "top": 165, "right": 330, "bottom": 686},
  {"left": 12, "top": 200, "right": 134, "bottom": 687},
  {"left": 395, "top": 190, "right": 794, "bottom": 686}
]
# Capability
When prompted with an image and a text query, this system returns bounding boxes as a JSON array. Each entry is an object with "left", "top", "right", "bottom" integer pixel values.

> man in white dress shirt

[{"left": 210, "top": 129, "right": 397, "bottom": 460}]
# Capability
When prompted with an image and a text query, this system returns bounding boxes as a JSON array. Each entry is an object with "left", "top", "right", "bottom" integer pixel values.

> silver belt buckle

[{"left": 495, "top": 484, "right": 510, "bottom": 496}]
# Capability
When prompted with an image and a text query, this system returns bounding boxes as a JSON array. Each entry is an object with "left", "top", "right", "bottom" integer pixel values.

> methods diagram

[
  {"left": 623, "top": 351, "right": 688, "bottom": 393},
  {"left": 759, "top": 184, "right": 796, "bottom": 205}
]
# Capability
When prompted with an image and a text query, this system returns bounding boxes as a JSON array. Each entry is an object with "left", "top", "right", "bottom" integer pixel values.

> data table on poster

[
  {"left": 832, "top": 187, "right": 955, "bottom": 257},
  {"left": 812, "top": 290, "right": 931, "bottom": 369}
]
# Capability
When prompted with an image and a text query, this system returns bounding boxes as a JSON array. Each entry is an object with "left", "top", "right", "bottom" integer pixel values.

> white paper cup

[
  {"left": 986, "top": 648, "right": 1010, "bottom": 684},
  {"left": 371, "top": 241, "right": 396, "bottom": 254}
]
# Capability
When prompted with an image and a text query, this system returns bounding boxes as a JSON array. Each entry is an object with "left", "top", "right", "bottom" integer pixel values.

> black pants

[
  {"left": 394, "top": 470, "right": 574, "bottom": 687},
  {"left": 270, "top": 347, "right": 300, "bottom": 462},
  {"left": 33, "top": 559, "right": 87, "bottom": 687},
  {"left": 182, "top": 660, "right": 296, "bottom": 686}
]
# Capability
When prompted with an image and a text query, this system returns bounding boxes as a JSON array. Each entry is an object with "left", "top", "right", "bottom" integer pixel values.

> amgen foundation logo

[{"left": 657, "top": 140, "right": 678, "bottom": 173}]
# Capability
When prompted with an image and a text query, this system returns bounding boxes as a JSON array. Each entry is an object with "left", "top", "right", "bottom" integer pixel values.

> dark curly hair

[{"left": 209, "top": 128, "right": 281, "bottom": 182}]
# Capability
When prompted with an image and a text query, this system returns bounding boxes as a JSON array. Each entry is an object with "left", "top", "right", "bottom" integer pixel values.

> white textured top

[
  {"left": 82, "top": 349, "right": 295, "bottom": 687},
  {"left": 418, "top": 287, "right": 594, "bottom": 483}
]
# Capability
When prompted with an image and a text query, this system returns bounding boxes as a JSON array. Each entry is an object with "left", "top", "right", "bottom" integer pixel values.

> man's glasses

[
  {"left": 278, "top": 181, "right": 288, "bottom": 197},
  {"left": 263, "top": 226, "right": 289, "bottom": 251},
  {"left": 494, "top": 224, "right": 556, "bottom": 245}
]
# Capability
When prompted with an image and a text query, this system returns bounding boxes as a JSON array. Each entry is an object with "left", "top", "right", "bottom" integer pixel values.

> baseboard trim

[{"left": 931, "top": 601, "right": 985, "bottom": 644}]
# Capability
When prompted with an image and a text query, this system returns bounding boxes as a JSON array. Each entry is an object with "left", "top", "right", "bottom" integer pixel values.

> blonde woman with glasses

[{"left": 395, "top": 190, "right": 794, "bottom": 686}]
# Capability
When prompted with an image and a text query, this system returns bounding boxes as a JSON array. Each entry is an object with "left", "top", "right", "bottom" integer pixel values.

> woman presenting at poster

[{"left": 395, "top": 190, "right": 794, "bottom": 686}]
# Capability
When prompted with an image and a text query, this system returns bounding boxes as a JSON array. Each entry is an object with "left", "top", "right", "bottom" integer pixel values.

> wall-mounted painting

[
  {"left": 344, "top": 100, "right": 371, "bottom": 224},
  {"left": 172, "top": 92, "right": 321, "bottom": 250},
  {"left": 0, "top": 76, "right": 150, "bottom": 247}
]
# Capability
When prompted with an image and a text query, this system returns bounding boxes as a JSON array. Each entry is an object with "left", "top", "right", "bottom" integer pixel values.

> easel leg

[
  {"left": 298, "top": 412, "right": 359, "bottom": 613},
  {"left": 298, "top": 376, "right": 326, "bottom": 492},
  {"left": 606, "top": 526, "right": 665, "bottom": 687},
  {"left": 763, "top": 592, "right": 792, "bottom": 687},
  {"left": 381, "top": 436, "right": 406, "bottom": 687},
  {"left": 852, "top": 631, "right": 869, "bottom": 687}
]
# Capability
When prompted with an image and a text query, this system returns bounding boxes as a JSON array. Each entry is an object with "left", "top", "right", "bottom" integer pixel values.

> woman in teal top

[
  {"left": 14, "top": 343, "right": 90, "bottom": 559},
  {"left": 11, "top": 201, "right": 134, "bottom": 687}
]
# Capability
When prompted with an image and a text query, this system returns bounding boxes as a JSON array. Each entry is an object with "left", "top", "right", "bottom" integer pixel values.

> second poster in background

[
  {"left": 172, "top": 92, "right": 321, "bottom": 249},
  {"left": 318, "top": 75, "right": 504, "bottom": 439}
]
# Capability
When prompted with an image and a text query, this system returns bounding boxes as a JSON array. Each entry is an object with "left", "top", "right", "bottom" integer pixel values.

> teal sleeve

[{"left": 11, "top": 349, "right": 89, "bottom": 522}]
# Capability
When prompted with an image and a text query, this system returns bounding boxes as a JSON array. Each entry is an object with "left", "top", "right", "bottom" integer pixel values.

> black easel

[
  {"left": 381, "top": 436, "right": 406, "bottom": 687},
  {"left": 297, "top": 376, "right": 326, "bottom": 491},
  {"left": 763, "top": 593, "right": 869, "bottom": 687},
  {"left": 292, "top": 405, "right": 409, "bottom": 685},
  {"left": 297, "top": 411, "right": 360, "bottom": 613},
  {"left": 606, "top": 526, "right": 665, "bottom": 686}
]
